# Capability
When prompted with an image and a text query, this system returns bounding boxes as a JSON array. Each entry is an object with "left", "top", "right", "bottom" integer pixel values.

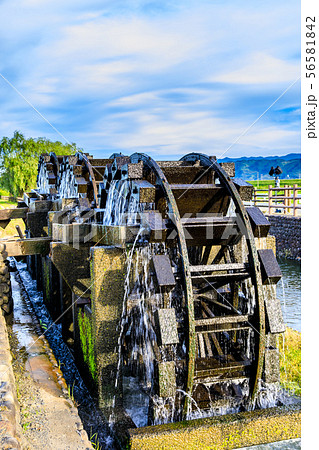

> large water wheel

[
  {"left": 31, "top": 151, "right": 284, "bottom": 425},
  {"left": 100, "top": 153, "right": 284, "bottom": 425}
]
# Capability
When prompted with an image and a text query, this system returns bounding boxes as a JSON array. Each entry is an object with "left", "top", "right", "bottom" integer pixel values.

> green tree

[{"left": 0, "top": 131, "right": 78, "bottom": 196}]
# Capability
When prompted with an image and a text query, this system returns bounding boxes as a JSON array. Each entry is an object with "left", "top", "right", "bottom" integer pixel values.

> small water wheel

[
  {"left": 37, "top": 151, "right": 112, "bottom": 207},
  {"left": 100, "top": 153, "right": 284, "bottom": 424},
  {"left": 37, "top": 152, "right": 62, "bottom": 195},
  {"left": 57, "top": 152, "right": 111, "bottom": 208}
]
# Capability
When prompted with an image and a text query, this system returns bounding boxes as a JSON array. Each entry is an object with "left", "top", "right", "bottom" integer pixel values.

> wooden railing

[
  {"left": 0, "top": 195, "right": 18, "bottom": 202},
  {"left": 252, "top": 184, "right": 301, "bottom": 216}
]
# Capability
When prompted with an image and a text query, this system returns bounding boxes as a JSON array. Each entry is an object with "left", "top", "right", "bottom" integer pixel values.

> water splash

[
  {"left": 109, "top": 226, "right": 145, "bottom": 428},
  {"left": 152, "top": 395, "right": 176, "bottom": 425},
  {"left": 59, "top": 168, "right": 79, "bottom": 199},
  {"left": 37, "top": 163, "right": 50, "bottom": 194}
]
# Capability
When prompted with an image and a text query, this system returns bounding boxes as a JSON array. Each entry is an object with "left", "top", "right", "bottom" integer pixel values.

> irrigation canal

[
  {"left": 277, "top": 258, "right": 301, "bottom": 332},
  {"left": 7, "top": 257, "right": 301, "bottom": 449}
]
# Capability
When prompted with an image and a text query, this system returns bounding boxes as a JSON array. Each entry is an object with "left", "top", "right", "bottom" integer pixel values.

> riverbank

[{"left": 279, "top": 327, "right": 301, "bottom": 396}]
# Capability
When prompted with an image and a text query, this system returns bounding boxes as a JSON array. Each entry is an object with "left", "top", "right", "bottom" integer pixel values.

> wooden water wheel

[{"left": 99, "top": 152, "right": 284, "bottom": 423}]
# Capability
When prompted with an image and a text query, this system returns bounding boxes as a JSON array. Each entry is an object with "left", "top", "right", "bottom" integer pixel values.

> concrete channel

[{"left": 0, "top": 260, "right": 113, "bottom": 449}]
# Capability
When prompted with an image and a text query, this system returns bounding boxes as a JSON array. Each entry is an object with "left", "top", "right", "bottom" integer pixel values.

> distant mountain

[{"left": 219, "top": 154, "right": 301, "bottom": 180}]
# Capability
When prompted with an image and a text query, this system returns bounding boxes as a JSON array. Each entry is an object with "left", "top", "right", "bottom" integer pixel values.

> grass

[
  {"left": 279, "top": 327, "right": 301, "bottom": 396},
  {"left": 0, "top": 188, "right": 13, "bottom": 196},
  {"left": 22, "top": 421, "right": 31, "bottom": 431},
  {"left": 67, "top": 381, "right": 80, "bottom": 407},
  {"left": 0, "top": 199, "right": 17, "bottom": 208},
  {"left": 249, "top": 179, "right": 301, "bottom": 189},
  {"left": 39, "top": 319, "right": 48, "bottom": 331},
  {"left": 90, "top": 431, "right": 101, "bottom": 450},
  {"left": 67, "top": 382, "right": 75, "bottom": 402}
]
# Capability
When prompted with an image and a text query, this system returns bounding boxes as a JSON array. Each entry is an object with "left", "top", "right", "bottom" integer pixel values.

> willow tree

[{"left": 0, "top": 131, "right": 78, "bottom": 196}]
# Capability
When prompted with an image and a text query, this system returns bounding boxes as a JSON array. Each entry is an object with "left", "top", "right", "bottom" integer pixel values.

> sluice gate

[{"left": 0, "top": 152, "right": 300, "bottom": 449}]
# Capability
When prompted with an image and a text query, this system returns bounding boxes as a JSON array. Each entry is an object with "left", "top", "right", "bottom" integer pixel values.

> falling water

[
  {"left": 37, "top": 163, "right": 49, "bottom": 194},
  {"left": 59, "top": 168, "right": 79, "bottom": 199},
  {"left": 111, "top": 238, "right": 167, "bottom": 428},
  {"left": 122, "top": 241, "right": 176, "bottom": 426},
  {"left": 103, "top": 181, "right": 119, "bottom": 225},
  {"left": 103, "top": 180, "right": 154, "bottom": 226},
  {"left": 109, "top": 226, "right": 145, "bottom": 428}
]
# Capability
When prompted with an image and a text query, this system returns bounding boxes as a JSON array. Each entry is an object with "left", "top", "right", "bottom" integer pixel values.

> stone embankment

[{"left": 265, "top": 215, "right": 301, "bottom": 260}]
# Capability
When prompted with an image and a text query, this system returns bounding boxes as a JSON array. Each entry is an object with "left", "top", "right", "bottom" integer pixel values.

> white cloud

[
  {"left": 82, "top": 103, "right": 299, "bottom": 160},
  {"left": 213, "top": 53, "right": 300, "bottom": 85}
]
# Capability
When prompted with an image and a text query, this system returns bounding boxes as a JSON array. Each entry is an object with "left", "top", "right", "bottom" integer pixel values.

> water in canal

[
  {"left": 240, "top": 439, "right": 301, "bottom": 449},
  {"left": 276, "top": 258, "right": 301, "bottom": 332}
]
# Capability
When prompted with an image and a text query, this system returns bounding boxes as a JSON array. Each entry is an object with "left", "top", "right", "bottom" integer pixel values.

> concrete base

[
  {"left": 90, "top": 245, "right": 127, "bottom": 415},
  {"left": 124, "top": 404, "right": 300, "bottom": 450}
]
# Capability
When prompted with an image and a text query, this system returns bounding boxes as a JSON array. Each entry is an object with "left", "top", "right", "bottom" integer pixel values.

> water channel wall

[
  {"left": 126, "top": 404, "right": 301, "bottom": 450},
  {"left": 265, "top": 215, "right": 301, "bottom": 261},
  {"left": 0, "top": 311, "right": 23, "bottom": 448}
]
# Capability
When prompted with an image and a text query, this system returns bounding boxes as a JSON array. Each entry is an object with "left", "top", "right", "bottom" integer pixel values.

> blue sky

[{"left": 0, "top": 0, "right": 300, "bottom": 160}]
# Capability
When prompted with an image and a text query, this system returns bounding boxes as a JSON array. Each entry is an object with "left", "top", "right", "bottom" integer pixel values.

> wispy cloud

[{"left": 213, "top": 53, "right": 300, "bottom": 85}]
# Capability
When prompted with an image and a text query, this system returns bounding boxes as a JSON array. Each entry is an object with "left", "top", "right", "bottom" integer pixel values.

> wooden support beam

[
  {"left": 190, "top": 263, "right": 247, "bottom": 273},
  {"left": 200, "top": 301, "right": 224, "bottom": 357},
  {"left": 195, "top": 360, "right": 249, "bottom": 381},
  {"left": 1, "top": 237, "right": 51, "bottom": 257},
  {"left": 195, "top": 314, "right": 249, "bottom": 327},
  {"left": 198, "top": 334, "right": 206, "bottom": 358},
  {"left": 0, "top": 208, "right": 28, "bottom": 221},
  {"left": 131, "top": 180, "right": 156, "bottom": 203},
  {"left": 198, "top": 294, "right": 232, "bottom": 311}
]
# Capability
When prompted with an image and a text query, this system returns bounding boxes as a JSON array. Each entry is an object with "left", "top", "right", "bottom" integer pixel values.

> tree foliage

[{"left": 0, "top": 131, "right": 78, "bottom": 196}]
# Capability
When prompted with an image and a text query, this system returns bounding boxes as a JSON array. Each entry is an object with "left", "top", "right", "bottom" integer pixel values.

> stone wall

[{"left": 265, "top": 215, "right": 301, "bottom": 260}]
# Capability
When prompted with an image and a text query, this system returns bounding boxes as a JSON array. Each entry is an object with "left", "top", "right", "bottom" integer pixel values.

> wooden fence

[
  {"left": 252, "top": 184, "right": 301, "bottom": 216},
  {"left": 0, "top": 195, "right": 18, "bottom": 202}
]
